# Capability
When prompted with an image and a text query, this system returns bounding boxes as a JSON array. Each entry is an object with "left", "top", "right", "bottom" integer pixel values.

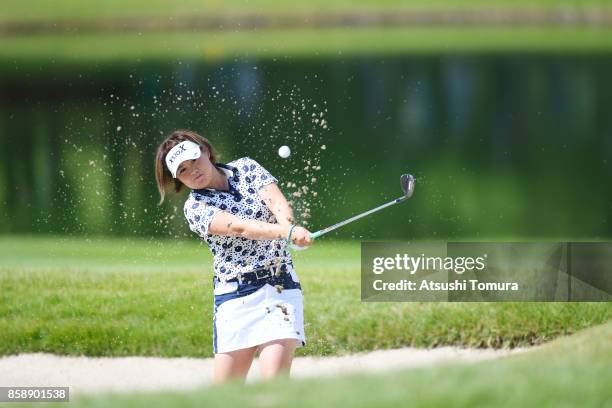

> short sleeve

[
  {"left": 242, "top": 157, "right": 278, "bottom": 191},
  {"left": 183, "top": 196, "right": 221, "bottom": 238}
]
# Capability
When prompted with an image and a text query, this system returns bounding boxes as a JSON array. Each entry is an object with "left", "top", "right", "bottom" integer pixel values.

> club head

[{"left": 400, "top": 174, "right": 416, "bottom": 198}]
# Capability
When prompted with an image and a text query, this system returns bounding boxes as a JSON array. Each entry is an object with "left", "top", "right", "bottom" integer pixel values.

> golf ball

[{"left": 278, "top": 145, "right": 291, "bottom": 158}]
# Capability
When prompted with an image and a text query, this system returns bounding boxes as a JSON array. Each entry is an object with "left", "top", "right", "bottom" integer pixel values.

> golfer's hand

[{"left": 290, "top": 226, "right": 313, "bottom": 247}]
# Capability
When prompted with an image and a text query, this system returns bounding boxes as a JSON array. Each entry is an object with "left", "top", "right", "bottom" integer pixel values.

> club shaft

[{"left": 311, "top": 196, "right": 406, "bottom": 239}]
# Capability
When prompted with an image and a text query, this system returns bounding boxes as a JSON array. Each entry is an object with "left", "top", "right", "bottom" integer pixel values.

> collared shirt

[{"left": 183, "top": 157, "right": 292, "bottom": 283}]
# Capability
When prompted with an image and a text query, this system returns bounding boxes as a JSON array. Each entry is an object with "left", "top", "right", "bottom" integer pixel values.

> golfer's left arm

[{"left": 259, "top": 183, "right": 312, "bottom": 246}]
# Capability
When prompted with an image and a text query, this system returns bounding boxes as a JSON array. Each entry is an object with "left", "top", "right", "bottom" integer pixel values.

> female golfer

[{"left": 155, "top": 129, "right": 312, "bottom": 383}]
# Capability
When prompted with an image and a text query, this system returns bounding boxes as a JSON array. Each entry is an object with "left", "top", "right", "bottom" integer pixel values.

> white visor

[{"left": 165, "top": 140, "right": 202, "bottom": 178}]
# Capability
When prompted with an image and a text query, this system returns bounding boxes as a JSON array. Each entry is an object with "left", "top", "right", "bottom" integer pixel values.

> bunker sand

[{"left": 0, "top": 346, "right": 525, "bottom": 395}]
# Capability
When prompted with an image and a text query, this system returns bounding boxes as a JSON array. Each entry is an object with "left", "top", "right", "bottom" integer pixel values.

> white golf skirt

[{"left": 213, "top": 283, "right": 306, "bottom": 354}]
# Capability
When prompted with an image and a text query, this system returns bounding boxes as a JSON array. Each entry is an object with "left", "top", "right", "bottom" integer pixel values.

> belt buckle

[{"left": 254, "top": 268, "right": 271, "bottom": 280}]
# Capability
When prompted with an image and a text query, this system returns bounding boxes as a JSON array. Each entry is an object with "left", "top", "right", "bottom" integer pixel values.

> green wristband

[{"left": 287, "top": 224, "right": 297, "bottom": 244}]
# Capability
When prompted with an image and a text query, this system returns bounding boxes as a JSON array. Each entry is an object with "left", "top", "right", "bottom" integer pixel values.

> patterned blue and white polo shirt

[{"left": 183, "top": 157, "right": 292, "bottom": 283}]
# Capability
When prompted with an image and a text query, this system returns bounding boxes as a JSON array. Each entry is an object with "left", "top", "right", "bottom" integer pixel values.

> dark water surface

[{"left": 1, "top": 55, "right": 611, "bottom": 240}]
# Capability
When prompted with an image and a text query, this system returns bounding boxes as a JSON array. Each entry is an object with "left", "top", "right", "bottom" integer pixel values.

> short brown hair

[{"left": 155, "top": 129, "right": 217, "bottom": 204}]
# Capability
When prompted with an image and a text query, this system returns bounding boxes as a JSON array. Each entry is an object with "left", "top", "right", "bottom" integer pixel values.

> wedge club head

[{"left": 400, "top": 173, "right": 416, "bottom": 200}]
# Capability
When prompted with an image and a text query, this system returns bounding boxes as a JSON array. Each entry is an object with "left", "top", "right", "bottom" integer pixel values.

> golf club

[{"left": 289, "top": 173, "right": 415, "bottom": 250}]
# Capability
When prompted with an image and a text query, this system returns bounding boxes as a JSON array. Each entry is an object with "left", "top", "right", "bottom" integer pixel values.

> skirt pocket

[{"left": 213, "top": 281, "right": 238, "bottom": 295}]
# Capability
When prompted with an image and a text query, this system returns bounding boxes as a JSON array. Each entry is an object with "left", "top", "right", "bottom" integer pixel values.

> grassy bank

[
  {"left": 1, "top": 236, "right": 610, "bottom": 357},
  {"left": 2, "top": 0, "right": 610, "bottom": 22},
  {"left": 1, "top": 28, "right": 612, "bottom": 63},
  {"left": 2, "top": 0, "right": 611, "bottom": 62}
]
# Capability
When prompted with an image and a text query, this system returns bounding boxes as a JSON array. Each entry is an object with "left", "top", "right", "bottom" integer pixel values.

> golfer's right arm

[
  {"left": 208, "top": 211, "right": 312, "bottom": 245},
  {"left": 208, "top": 211, "right": 289, "bottom": 240}
]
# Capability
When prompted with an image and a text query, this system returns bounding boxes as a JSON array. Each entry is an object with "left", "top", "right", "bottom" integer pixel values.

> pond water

[{"left": 1, "top": 54, "right": 611, "bottom": 239}]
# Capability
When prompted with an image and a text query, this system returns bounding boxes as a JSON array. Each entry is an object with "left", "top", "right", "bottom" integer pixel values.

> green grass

[
  {"left": 1, "top": 0, "right": 610, "bottom": 23},
  {"left": 10, "top": 320, "right": 612, "bottom": 408},
  {"left": 2, "top": 1, "right": 610, "bottom": 62},
  {"left": 1, "top": 27, "right": 612, "bottom": 63},
  {"left": 1, "top": 236, "right": 610, "bottom": 357}
]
